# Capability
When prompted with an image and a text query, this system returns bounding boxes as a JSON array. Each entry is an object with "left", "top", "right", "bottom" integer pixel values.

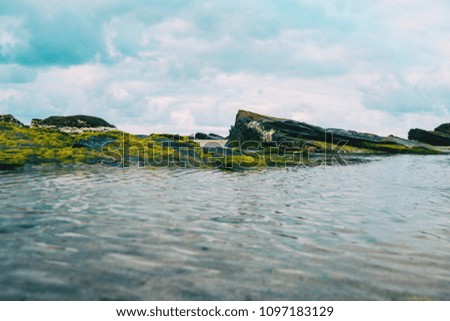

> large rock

[
  {"left": 408, "top": 123, "right": 450, "bottom": 146},
  {"left": 31, "top": 115, "right": 115, "bottom": 134},
  {"left": 435, "top": 123, "right": 450, "bottom": 134},
  {"left": 227, "top": 110, "right": 386, "bottom": 148},
  {"left": 0, "top": 114, "right": 24, "bottom": 127}
]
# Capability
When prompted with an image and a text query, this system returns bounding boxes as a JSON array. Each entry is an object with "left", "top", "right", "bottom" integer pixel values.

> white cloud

[
  {"left": 107, "top": 84, "right": 130, "bottom": 100},
  {"left": 0, "top": 16, "right": 29, "bottom": 58},
  {"left": 1, "top": 0, "right": 449, "bottom": 139},
  {"left": 0, "top": 88, "right": 20, "bottom": 101}
]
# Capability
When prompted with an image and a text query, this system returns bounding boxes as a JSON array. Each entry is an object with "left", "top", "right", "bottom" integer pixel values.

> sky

[{"left": 1, "top": 0, "right": 450, "bottom": 137}]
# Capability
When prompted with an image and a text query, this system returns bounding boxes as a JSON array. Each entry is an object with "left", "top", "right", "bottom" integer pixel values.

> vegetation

[
  {"left": 0, "top": 122, "right": 212, "bottom": 169},
  {"left": 0, "top": 120, "right": 443, "bottom": 171},
  {"left": 360, "top": 142, "right": 441, "bottom": 154},
  {"left": 0, "top": 123, "right": 102, "bottom": 169}
]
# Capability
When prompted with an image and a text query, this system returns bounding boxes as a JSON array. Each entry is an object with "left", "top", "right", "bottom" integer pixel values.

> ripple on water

[{"left": 0, "top": 156, "right": 449, "bottom": 300}]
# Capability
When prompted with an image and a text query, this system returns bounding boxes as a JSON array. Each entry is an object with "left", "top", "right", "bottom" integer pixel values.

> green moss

[
  {"left": 408, "top": 146, "right": 442, "bottom": 154},
  {"left": 360, "top": 142, "right": 441, "bottom": 154},
  {"left": 75, "top": 130, "right": 125, "bottom": 140},
  {"left": 309, "top": 141, "right": 371, "bottom": 154},
  {"left": 0, "top": 123, "right": 107, "bottom": 167},
  {"left": 149, "top": 133, "right": 192, "bottom": 142},
  {"left": 0, "top": 121, "right": 442, "bottom": 171}
]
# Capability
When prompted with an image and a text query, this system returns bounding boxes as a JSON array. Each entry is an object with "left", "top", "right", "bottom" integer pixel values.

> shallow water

[{"left": 0, "top": 155, "right": 449, "bottom": 300}]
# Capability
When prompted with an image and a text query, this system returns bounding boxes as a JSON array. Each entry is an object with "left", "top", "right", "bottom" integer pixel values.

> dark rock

[
  {"left": 194, "top": 132, "right": 210, "bottom": 140},
  {"left": 208, "top": 133, "right": 225, "bottom": 140},
  {"left": 31, "top": 115, "right": 115, "bottom": 129},
  {"left": 227, "top": 110, "right": 385, "bottom": 148},
  {"left": 194, "top": 132, "right": 226, "bottom": 140},
  {"left": 0, "top": 114, "right": 24, "bottom": 127},
  {"left": 435, "top": 123, "right": 450, "bottom": 134},
  {"left": 408, "top": 128, "right": 450, "bottom": 146},
  {"left": 407, "top": 122, "right": 450, "bottom": 146}
]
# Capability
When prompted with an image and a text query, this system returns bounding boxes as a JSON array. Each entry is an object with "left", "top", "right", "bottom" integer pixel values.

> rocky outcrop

[
  {"left": 0, "top": 114, "right": 24, "bottom": 127},
  {"left": 1, "top": 111, "right": 446, "bottom": 172},
  {"left": 194, "top": 132, "right": 226, "bottom": 140},
  {"left": 228, "top": 110, "right": 322, "bottom": 145},
  {"left": 31, "top": 115, "right": 115, "bottom": 134},
  {"left": 408, "top": 123, "right": 450, "bottom": 146},
  {"left": 227, "top": 110, "right": 439, "bottom": 153},
  {"left": 228, "top": 110, "right": 384, "bottom": 147},
  {"left": 435, "top": 123, "right": 450, "bottom": 134}
]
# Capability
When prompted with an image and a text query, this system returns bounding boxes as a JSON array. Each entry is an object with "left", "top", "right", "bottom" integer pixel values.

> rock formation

[
  {"left": 194, "top": 132, "right": 226, "bottom": 140},
  {"left": 228, "top": 110, "right": 400, "bottom": 149},
  {"left": 408, "top": 123, "right": 450, "bottom": 146},
  {"left": 0, "top": 114, "right": 25, "bottom": 127},
  {"left": 1, "top": 111, "right": 447, "bottom": 172},
  {"left": 31, "top": 115, "right": 115, "bottom": 134},
  {"left": 435, "top": 123, "right": 450, "bottom": 133}
]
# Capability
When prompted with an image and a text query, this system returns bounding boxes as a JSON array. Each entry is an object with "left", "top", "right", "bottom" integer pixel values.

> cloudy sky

[{"left": 1, "top": 0, "right": 450, "bottom": 137}]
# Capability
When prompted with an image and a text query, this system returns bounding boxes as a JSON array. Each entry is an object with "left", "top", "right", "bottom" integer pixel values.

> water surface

[{"left": 0, "top": 155, "right": 449, "bottom": 300}]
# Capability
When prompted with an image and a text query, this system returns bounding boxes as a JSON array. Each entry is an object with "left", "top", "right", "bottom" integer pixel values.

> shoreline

[{"left": 1, "top": 111, "right": 448, "bottom": 171}]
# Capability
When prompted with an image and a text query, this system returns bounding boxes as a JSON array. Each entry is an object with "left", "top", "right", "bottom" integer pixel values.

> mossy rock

[
  {"left": 0, "top": 115, "right": 24, "bottom": 127},
  {"left": 32, "top": 115, "right": 115, "bottom": 129}
]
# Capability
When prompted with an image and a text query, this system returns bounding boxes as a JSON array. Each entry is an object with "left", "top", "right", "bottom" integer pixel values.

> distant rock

[
  {"left": 208, "top": 133, "right": 226, "bottom": 140},
  {"left": 194, "top": 132, "right": 210, "bottom": 140},
  {"left": 0, "top": 114, "right": 24, "bottom": 127},
  {"left": 31, "top": 115, "right": 115, "bottom": 134},
  {"left": 194, "top": 132, "right": 225, "bottom": 140},
  {"left": 408, "top": 123, "right": 450, "bottom": 146},
  {"left": 435, "top": 123, "right": 450, "bottom": 134}
]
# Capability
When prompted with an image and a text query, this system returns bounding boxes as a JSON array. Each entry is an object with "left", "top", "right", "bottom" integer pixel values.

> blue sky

[{"left": 1, "top": 0, "right": 449, "bottom": 137}]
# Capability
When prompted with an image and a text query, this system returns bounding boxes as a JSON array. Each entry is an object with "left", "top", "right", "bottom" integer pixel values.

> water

[{"left": 0, "top": 155, "right": 449, "bottom": 300}]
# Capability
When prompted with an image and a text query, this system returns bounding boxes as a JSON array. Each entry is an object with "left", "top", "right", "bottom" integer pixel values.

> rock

[
  {"left": 0, "top": 114, "right": 24, "bottom": 127},
  {"left": 408, "top": 128, "right": 450, "bottom": 146},
  {"left": 31, "top": 115, "right": 115, "bottom": 134},
  {"left": 226, "top": 110, "right": 444, "bottom": 154},
  {"left": 208, "top": 133, "right": 226, "bottom": 140},
  {"left": 193, "top": 132, "right": 225, "bottom": 140},
  {"left": 407, "top": 122, "right": 450, "bottom": 146},
  {"left": 228, "top": 110, "right": 385, "bottom": 148},
  {"left": 435, "top": 123, "right": 450, "bottom": 134},
  {"left": 194, "top": 132, "right": 210, "bottom": 140}
]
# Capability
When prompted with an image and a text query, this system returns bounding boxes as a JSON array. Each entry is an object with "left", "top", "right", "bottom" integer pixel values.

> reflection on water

[{"left": 0, "top": 155, "right": 449, "bottom": 300}]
